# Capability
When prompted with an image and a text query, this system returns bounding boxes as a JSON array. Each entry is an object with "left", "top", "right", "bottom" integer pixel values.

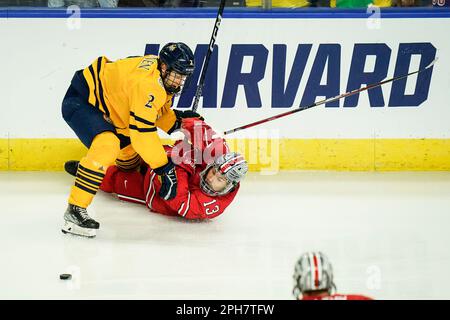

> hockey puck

[{"left": 59, "top": 273, "right": 72, "bottom": 280}]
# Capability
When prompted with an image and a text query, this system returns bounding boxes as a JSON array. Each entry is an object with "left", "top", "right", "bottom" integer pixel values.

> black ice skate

[
  {"left": 62, "top": 204, "right": 100, "bottom": 238},
  {"left": 64, "top": 160, "right": 79, "bottom": 177}
]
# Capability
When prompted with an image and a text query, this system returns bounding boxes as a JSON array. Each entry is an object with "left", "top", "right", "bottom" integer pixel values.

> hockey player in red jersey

[
  {"left": 293, "top": 251, "right": 373, "bottom": 300},
  {"left": 67, "top": 118, "right": 248, "bottom": 221}
]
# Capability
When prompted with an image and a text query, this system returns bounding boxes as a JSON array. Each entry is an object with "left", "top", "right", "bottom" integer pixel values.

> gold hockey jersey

[{"left": 80, "top": 55, "right": 177, "bottom": 169}]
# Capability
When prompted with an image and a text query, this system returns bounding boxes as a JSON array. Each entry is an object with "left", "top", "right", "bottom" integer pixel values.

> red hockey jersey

[{"left": 100, "top": 119, "right": 239, "bottom": 220}]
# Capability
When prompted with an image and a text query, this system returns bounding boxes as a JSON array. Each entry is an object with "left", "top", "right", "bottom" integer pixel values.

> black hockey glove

[
  {"left": 154, "top": 159, "right": 177, "bottom": 201},
  {"left": 174, "top": 109, "right": 204, "bottom": 121},
  {"left": 168, "top": 110, "right": 204, "bottom": 134}
]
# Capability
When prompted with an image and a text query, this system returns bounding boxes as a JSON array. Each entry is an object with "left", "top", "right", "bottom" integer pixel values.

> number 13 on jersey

[{"left": 204, "top": 199, "right": 220, "bottom": 215}]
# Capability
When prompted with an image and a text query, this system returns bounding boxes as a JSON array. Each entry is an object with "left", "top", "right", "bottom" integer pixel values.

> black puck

[{"left": 60, "top": 273, "right": 72, "bottom": 280}]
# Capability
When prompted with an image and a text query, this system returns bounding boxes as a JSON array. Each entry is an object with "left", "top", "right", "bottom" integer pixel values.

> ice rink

[{"left": 1, "top": 171, "right": 450, "bottom": 300}]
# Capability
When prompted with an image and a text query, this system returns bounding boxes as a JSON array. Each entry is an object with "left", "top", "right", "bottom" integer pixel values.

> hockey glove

[
  {"left": 154, "top": 159, "right": 177, "bottom": 200},
  {"left": 174, "top": 109, "right": 204, "bottom": 121},
  {"left": 168, "top": 110, "right": 204, "bottom": 134}
]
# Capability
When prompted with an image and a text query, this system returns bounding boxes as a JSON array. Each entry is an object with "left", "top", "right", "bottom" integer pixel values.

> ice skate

[{"left": 62, "top": 204, "right": 100, "bottom": 238}]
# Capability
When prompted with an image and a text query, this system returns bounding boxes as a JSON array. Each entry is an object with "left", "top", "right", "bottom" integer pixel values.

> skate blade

[{"left": 62, "top": 221, "right": 97, "bottom": 238}]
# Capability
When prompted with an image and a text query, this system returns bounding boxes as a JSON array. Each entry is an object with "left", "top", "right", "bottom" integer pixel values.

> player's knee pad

[{"left": 86, "top": 131, "right": 121, "bottom": 167}]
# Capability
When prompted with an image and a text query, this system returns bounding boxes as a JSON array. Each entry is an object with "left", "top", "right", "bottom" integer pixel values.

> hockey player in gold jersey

[{"left": 61, "top": 42, "right": 201, "bottom": 237}]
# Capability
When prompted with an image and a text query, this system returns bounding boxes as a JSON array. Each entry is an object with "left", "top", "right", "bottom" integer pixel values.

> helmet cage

[
  {"left": 199, "top": 166, "right": 236, "bottom": 197},
  {"left": 162, "top": 70, "right": 188, "bottom": 95},
  {"left": 199, "top": 152, "right": 248, "bottom": 197}
]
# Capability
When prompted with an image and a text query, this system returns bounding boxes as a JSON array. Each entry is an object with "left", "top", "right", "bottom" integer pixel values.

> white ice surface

[{"left": 1, "top": 171, "right": 450, "bottom": 300}]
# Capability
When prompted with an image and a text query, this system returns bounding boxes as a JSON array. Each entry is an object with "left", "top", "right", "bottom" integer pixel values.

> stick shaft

[
  {"left": 223, "top": 59, "right": 436, "bottom": 136},
  {"left": 192, "top": 0, "right": 226, "bottom": 113}
]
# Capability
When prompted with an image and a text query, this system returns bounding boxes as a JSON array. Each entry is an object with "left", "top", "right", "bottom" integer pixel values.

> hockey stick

[
  {"left": 223, "top": 58, "right": 438, "bottom": 136},
  {"left": 191, "top": 0, "right": 226, "bottom": 113}
]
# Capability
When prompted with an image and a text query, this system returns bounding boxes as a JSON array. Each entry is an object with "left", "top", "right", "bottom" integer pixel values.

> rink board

[
  {"left": 0, "top": 8, "right": 449, "bottom": 171},
  {"left": 1, "top": 138, "right": 449, "bottom": 171}
]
